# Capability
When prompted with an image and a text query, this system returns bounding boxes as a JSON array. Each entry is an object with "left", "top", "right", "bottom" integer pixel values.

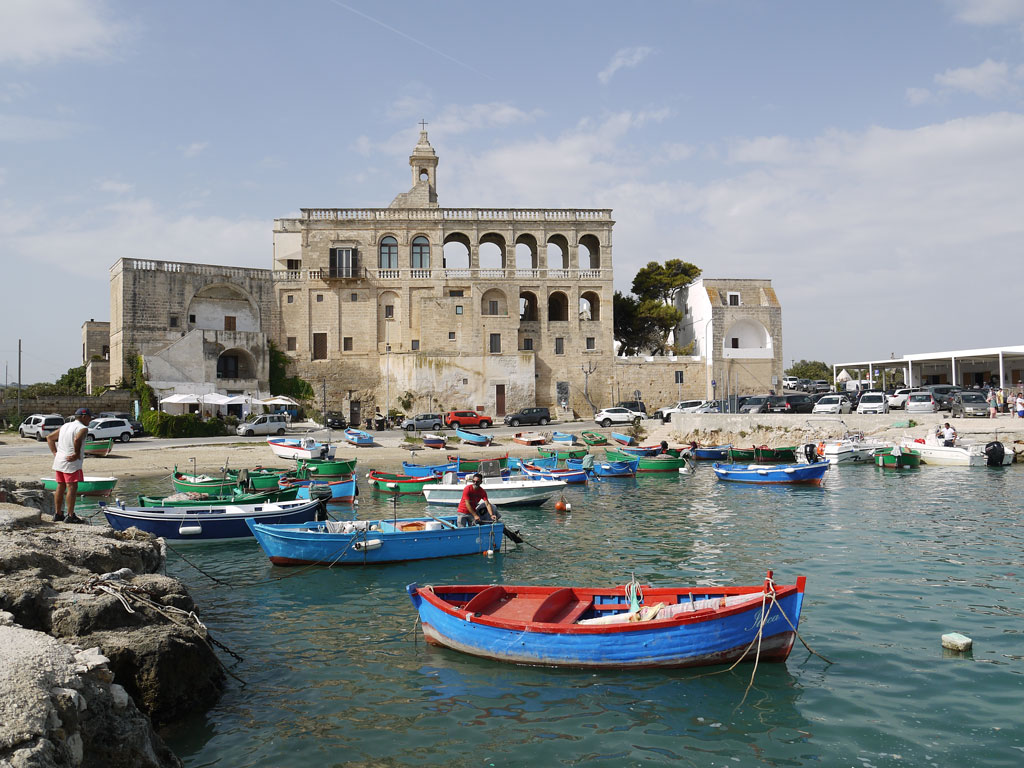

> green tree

[
  {"left": 631, "top": 259, "right": 702, "bottom": 305},
  {"left": 786, "top": 360, "right": 833, "bottom": 383},
  {"left": 613, "top": 292, "right": 682, "bottom": 355}
]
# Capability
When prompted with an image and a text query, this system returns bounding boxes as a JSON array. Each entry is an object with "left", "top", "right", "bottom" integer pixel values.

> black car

[
  {"left": 97, "top": 411, "right": 144, "bottom": 436},
  {"left": 324, "top": 412, "right": 348, "bottom": 429},
  {"left": 768, "top": 394, "right": 814, "bottom": 414},
  {"left": 503, "top": 407, "right": 551, "bottom": 427}
]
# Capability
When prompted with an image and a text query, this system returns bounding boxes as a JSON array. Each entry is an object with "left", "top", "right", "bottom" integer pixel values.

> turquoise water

[{"left": 105, "top": 464, "right": 1023, "bottom": 767}]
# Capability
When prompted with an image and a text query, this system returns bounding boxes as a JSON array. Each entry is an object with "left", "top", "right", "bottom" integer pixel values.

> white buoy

[
  {"left": 564, "top": 503, "right": 571, "bottom": 511},
  {"left": 941, "top": 632, "right": 973, "bottom": 652}
]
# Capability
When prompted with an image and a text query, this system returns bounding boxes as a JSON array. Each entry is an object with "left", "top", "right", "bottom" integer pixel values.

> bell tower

[{"left": 390, "top": 121, "right": 438, "bottom": 208}]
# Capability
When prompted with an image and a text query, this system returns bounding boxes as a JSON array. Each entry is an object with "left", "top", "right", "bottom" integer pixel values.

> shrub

[{"left": 141, "top": 411, "right": 232, "bottom": 438}]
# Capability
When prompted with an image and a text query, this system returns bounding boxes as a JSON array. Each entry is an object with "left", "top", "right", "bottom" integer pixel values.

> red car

[{"left": 444, "top": 410, "right": 492, "bottom": 429}]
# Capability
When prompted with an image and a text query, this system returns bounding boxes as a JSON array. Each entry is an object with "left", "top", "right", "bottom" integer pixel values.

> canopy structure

[
  {"left": 159, "top": 393, "right": 200, "bottom": 404},
  {"left": 833, "top": 346, "right": 1024, "bottom": 390},
  {"left": 260, "top": 396, "right": 301, "bottom": 406}
]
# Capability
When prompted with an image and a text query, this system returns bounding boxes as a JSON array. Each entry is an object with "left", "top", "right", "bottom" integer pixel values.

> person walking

[
  {"left": 46, "top": 408, "right": 92, "bottom": 523},
  {"left": 987, "top": 388, "right": 998, "bottom": 419},
  {"left": 1016, "top": 392, "right": 1024, "bottom": 420}
]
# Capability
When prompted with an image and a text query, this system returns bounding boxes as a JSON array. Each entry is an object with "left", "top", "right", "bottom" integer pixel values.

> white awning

[
  {"left": 260, "top": 396, "right": 300, "bottom": 406},
  {"left": 159, "top": 393, "right": 200, "bottom": 404},
  {"left": 200, "top": 393, "right": 232, "bottom": 405}
]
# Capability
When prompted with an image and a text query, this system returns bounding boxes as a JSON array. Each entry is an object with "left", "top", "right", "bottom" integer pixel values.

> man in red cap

[{"left": 46, "top": 407, "right": 92, "bottom": 523}]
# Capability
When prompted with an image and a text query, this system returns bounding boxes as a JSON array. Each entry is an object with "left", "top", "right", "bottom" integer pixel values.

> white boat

[
  {"left": 422, "top": 477, "right": 566, "bottom": 507},
  {"left": 819, "top": 434, "right": 891, "bottom": 464},
  {"left": 899, "top": 434, "right": 1012, "bottom": 466},
  {"left": 266, "top": 437, "right": 337, "bottom": 461}
]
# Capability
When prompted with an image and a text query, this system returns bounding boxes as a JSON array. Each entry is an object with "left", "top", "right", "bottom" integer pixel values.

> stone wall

[
  {"left": 609, "top": 357, "right": 706, "bottom": 410},
  {"left": 0, "top": 390, "right": 137, "bottom": 424}
]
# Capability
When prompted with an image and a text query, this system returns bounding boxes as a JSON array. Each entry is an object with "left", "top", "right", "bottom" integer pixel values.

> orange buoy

[{"left": 554, "top": 500, "right": 566, "bottom": 511}]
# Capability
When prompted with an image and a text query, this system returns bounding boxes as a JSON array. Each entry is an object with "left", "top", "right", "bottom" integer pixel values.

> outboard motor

[
  {"left": 985, "top": 441, "right": 1006, "bottom": 467},
  {"left": 804, "top": 443, "right": 820, "bottom": 464}
]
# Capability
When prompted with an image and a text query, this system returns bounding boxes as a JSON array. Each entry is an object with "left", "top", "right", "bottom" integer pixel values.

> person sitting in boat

[
  {"left": 457, "top": 473, "right": 501, "bottom": 526},
  {"left": 658, "top": 441, "right": 671, "bottom": 454},
  {"left": 941, "top": 423, "right": 957, "bottom": 447}
]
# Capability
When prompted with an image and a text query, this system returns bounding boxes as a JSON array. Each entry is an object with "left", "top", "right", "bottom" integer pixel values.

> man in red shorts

[
  {"left": 456, "top": 473, "right": 501, "bottom": 526},
  {"left": 46, "top": 407, "right": 92, "bottom": 523}
]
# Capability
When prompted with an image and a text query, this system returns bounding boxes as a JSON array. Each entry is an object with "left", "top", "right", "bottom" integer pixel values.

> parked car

[
  {"left": 886, "top": 388, "right": 918, "bottom": 410},
  {"left": 798, "top": 379, "right": 813, "bottom": 392},
  {"left": 502, "top": 407, "right": 550, "bottom": 427},
  {"left": 925, "top": 385, "right": 962, "bottom": 411},
  {"left": 694, "top": 400, "right": 724, "bottom": 413},
  {"left": 400, "top": 413, "right": 444, "bottom": 431},
  {"left": 653, "top": 400, "right": 704, "bottom": 422},
  {"left": 235, "top": 413, "right": 288, "bottom": 436},
  {"left": 856, "top": 392, "right": 889, "bottom": 415},
  {"left": 812, "top": 380, "right": 831, "bottom": 393},
  {"left": 905, "top": 392, "right": 938, "bottom": 414},
  {"left": 89, "top": 417, "right": 136, "bottom": 442},
  {"left": 594, "top": 406, "right": 644, "bottom": 427},
  {"left": 768, "top": 394, "right": 815, "bottom": 414},
  {"left": 739, "top": 396, "right": 771, "bottom": 414},
  {"left": 615, "top": 401, "right": 648, "bottom": 415},
  {"left": 18, "top": 413, "right": 65, "bottom": 440},
  {"left": 97, "top": 411, "right": 144, "bottom": 437},
  {"left": 950, "top": 391, "right": 989, "bottom": 418},
  {"left": 782, "top": 376, "right": 800, "bottom": 390},
  {"left": 324, "top": 412, "right": 348, "bottom": 429},
  {"left": 444, "top": 410, "right": 492, "bottom": 429},
  {"left": 812, "top": 394, "right": 852, "bottom": 414}
]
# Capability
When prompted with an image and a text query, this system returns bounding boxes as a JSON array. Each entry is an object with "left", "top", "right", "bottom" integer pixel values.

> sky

[{"left": 2, "top": 0, "right": 1024, "bottom": 384}]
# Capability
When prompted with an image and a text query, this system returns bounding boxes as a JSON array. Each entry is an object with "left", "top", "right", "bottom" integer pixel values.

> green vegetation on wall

[
  {"left": 141, "top": 411, "right": 231, "bottom": 438},
  {"left": 269, "top": 341, "right": 314, "bottom": 400}
]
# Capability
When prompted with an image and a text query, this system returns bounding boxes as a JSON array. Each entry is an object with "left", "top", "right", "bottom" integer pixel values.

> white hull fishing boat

[
  {"left": 422, "top": 477, "right": 566, "bottom": 507},
  {"left": 899, "top": 435, "right": 1012, "bottom": 466},
  {"left": 818, "top": 435, "right": 891, "bottom": 464}
]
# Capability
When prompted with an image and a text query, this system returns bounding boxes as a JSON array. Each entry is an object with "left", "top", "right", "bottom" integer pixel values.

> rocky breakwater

[{"left": 0, "top": 502, "right": 225, "bottom": 767}]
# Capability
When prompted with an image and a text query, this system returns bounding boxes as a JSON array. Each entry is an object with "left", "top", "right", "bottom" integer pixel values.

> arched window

[
  {"left": 411, "top": 237, "right": 430, "bottom": 269},
  {"left": 548, "top": 292, "right": 569, "bottom": 322},
  {"left": 580, "top": 291, "right": 600, "bottom": 321},
  {"left": 379, "top": 237, "right": 398, "bottom": 269}
]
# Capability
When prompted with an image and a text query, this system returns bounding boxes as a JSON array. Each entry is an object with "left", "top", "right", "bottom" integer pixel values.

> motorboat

[
  {"left": 816, "top": 434, "right": 891, "bottom": 464},
  {"left": 422, "top": 475, "right": 566, "bottom": 507},
  {"left": 267, "top": 437, "right": 337, "bottom": 461},
  {"left": 900, "top": 434, "right": 1012, "bottom": 466}
]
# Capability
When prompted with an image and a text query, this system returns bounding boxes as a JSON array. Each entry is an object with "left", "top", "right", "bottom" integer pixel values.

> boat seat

[
  {"left": 531, "top": 588, "right": 593, "bottom": 624},
  {"left": 464, "top": 585, "right": 507, "bottom": 613}
]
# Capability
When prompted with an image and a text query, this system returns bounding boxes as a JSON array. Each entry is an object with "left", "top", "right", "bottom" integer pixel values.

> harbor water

[{"left": 104, "top": 462, "right": 1023, "bottom": 766}]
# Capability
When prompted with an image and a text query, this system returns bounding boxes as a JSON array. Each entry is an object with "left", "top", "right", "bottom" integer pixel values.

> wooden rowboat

[
  {"left": 580, "top": 431, "right": 608, "bottom": 446},
  {"left": 605, "top": 448, "right": 690, "bottom": 473},
  {"left": 512, "top": 431, "right": 546, "bottom": 446},
  {"left": 727, "top": 446, "right": 798, "bottom": 463},
  {"left": 712, "top": 461, "right": 829, "bottom": 484},
  {"left": 367, "top": 469, "right": 440, "bottom": 495},
  {"left": 537, "top": 446, "right": 588, "bottom": 460},
  {"left": 40, "top": 476, "right": 118, "bottom": 497},
  {"left": 455, "top": 427, "right": 491, "bottom": 446},
  {"left": 83, "top": 438, "right": 113, "bottom": 457}
]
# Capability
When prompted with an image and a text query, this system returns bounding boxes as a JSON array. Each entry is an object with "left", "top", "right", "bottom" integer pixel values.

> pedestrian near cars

[
  {"left": 987, "top": 389, "right": 998, "bottom": 418},
  {"left": 940, "top": 422, "right": 957, "bottom": 447},
  {"left": 1016, "top": 392, "right": 1024, "bottom": 419},
  {"left": 45, "top": 408, "right": 91, "bottom": 523}
]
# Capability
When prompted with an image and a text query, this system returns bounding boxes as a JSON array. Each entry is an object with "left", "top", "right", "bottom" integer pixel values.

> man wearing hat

[{"left": 46, "top": 407, "right": 92, "bottom": 523}]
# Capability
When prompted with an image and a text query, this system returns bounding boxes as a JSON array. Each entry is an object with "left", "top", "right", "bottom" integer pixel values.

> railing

[
  {"left": 123, "top": 259, "right": 271, "bottom": 279},
  {"left": 301, "top": 207, "right": 613, "bottom": 222},
  {"left": 270, "top": 267, "right": 609, "bottom": 282}
]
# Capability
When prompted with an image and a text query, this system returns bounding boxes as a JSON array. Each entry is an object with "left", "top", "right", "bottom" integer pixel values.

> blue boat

[
  {"left": 567, "top": 457, "right": 638, "bottom": 477},
  {"left": 551, "top": 431, "right": 577, "bottom": 444},
  {"left": 610, "top": 432, "right": 636, "bottom": 446},
  {"left": 520, "top": 461, "right": 588, "bottom": 485},
  {"left": 342, "top": 428, "right": 375, "bottom": 447},
  {"left": 280, "top": 476, "right": 357, "bottom": 502},
  {"left": 693, "top": 444, "right": 731, "bottom": 460},
  {"left": 455, "top": 427, "right": 491, "bottom": 446},
  {"left": 402, "top": 460, "right": 458, "bottom": 477},
  {"left": 407, "top": 572, "right": 806, "bottom": 669},
  {"left": 711, "top": 461, "right": 830, "bottom": 485},
  {"left": 102, "top": 499, "right": 322, "bottom": 541},
  {"left": 247, "top": 515, "right": 503, "bottom": 566},
  {"left": 616, "top": 444, "right": 663, "bottom": 457}
]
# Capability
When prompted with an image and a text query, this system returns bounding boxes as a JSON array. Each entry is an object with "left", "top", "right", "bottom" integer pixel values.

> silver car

[
  {"left": 950, "top": 391, "right": 988, "bottom": 418},
  {"left": 905, "top": 393, "right": 938, "bottom": 414},
  {"left": 400, "top": 413, "right": 445, "bottom": 431}
]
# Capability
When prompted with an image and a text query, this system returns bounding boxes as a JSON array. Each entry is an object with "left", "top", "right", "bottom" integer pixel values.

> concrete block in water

[{"left": 941, "top": 632, "right": 973, "bottom": 652}]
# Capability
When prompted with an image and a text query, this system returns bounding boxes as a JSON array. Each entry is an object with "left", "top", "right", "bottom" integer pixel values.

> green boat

[
  {"left": 537, "top": 446, "right": 589, "bottom": 460},
  {"left": 296, "top": 457, "right": 357, "bottom": 477},
  {"left": 366, "top": 469, "right": 439, "bottom": 495},
  {"left": 580, "top": 431, "right": 608, "bottom": 446},
  {"left": 136, "top": 485, "right": 300, "bottom": 507},
  {"left": 172, "top": 469, "right": 239, "bottom": 495},
  {"left": 605, "top": 449, "right": 691, "bottom": 473},
  {"left": 447, "top": 454, "right": 509, "bottom": 471},
  {"left": 727, "top": 446, "right": 798, "bottom": 463},
  {"left": 873, "top": 446, "right": 922, "bottom": 469},
  {"left": 83, "top": 438, "right": 113, "bottom": 457},
  {"left": 40, "top": 475, "right": 118, "bottom": 497},
  {"left": 230, "top": 467, "right": 293, "bottom": 490}
]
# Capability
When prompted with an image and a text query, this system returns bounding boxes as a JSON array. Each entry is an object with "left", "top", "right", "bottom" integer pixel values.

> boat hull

[
  {"left": 537, "top": 446, "right": 588, "bottom": 460},
  {"left": 342, "top": 429, "right": 375, "bottom": 447},
  {"left": 137, "top": 486, "right": 300, "bottom": 507},
  {"left": 367, "top": 470, "right": 439, "bottom": 495},
  {"left": 728, "top": 447, "right": 798, "bottom": 463},
  {"left": 422, "top": 479, "right": 565, "bottom": 507},
  {"left": 567, "top": 458, "right": 638, "bottom": 477},
  {"left": 512, "top": 432, "right": 546, "bottom": 446},
  {"left": 40, "top": 476, "right": 117, "bottom": 497},
  {"left": 874, "top": 448, "right": 922, "bottom": 468},
  {"left": 248, "top": 518, "right": 502, "bottom": 566},
  {"left": 281, "top": 477, "right": 357, "bottom": 502},
  {"left": 83, "top": 439, "right": 113, "bottom": 457},
  {"left": 403, "top": 460, "right": 458, "bottom": 477},
  {"left": 605, "top": 449, "right": 690, "bottom": 472},
  {"left": 455, "top": 428, "right": 491, "bottom": 446},
  {"left": 520, "top": 463, "right": 588, "bottom": 484},
  {"left": 407, "top": 578, "right": 805, "bottom": 669},
  {"left": 102, "top": 499, "right": 322, "bottom": 540},
  {"left": 297, "top": 458, "right": 357, "bottom": 477},
  {"left": 712, "top": 462, "right": 829, "bottom": 484},
  {"left": 580, "top": 431, "right": 608, "bottom": 446},
  {"left": 610, "top": 432, "right": 635, "bottom": 446},
  {"left": 267, "top": 438, "right": 337, "bottom": 461},
  {"left": 693, "top": 445, "right": 730, "bottom": 460}
]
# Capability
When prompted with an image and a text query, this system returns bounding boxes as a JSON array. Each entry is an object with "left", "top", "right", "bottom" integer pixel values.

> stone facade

[{"left": 82, "top": 320, "right": 111, "bottom": 395}]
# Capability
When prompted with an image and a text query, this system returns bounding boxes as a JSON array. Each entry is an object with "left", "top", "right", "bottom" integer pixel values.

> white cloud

[
  {"left": 0, "top": 83, "right": 32, "bottom": 104},
  {"left": 598, "top": 46, "right": 654, "bottom": 85},
  {"left": 181, "top": 141, "right": 209, "bottom": 159},
  {"left": 935, "top": 58, "right": 1012, "bottom": 97},
  {"left": 96, "top": 179, "right": 134, "bottom": 195},
  {"left": 946, "top": 0, "right": 1024, "bottom": 25},
  {"left": 905, "top": 86, "right": 934, "bottom": 106},
  {"left": 0, "top": 0, "right": 132, "bottom": 66}
]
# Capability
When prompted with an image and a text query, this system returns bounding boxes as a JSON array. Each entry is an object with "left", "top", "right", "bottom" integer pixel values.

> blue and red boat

[
  {"left": 711, "top": 461, "right": 829, "bottom": 485},
  {"left": 407, "top": 572, "right": 806, "bottom": 669},
  {"left": 692, "top": 444, "right": 731, "bottom": 460},
  {"left": 280, "top": 476, "right": 357, "bottom": 501},
  {"left": 520, "top": 461, "right": 588, "bottom": 485},
  {"left": 455, "top": 427, "right": 491, "bottom": 446},
  {"left": 342, "top": 428, "right": 375, "bottom": 447}
]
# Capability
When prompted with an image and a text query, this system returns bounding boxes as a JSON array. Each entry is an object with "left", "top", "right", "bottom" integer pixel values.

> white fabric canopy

[
  {"left": 260, "top": 396, "right": 300, "bottom": 406},
  {"left": 159, "top": 393, "right": 200, "bottom": 404},
  {"left": 199, "top": 393, "right": 232, "bottom": 405},
  {"left": 223, "top": 395, "right": 252, "bottom": 405}
]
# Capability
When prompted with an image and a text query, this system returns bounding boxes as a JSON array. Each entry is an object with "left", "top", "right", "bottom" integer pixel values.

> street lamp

[{"left": 385, "top": 319, "right": 392, "bottom": 423}]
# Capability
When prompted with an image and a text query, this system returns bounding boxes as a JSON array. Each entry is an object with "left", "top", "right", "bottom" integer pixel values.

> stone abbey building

[{"left": 90, "top": 131, "right": 783, "bottom": 419}]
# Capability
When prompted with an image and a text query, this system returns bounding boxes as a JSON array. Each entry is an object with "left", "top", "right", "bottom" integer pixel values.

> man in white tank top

[{"left": 46, "top": 407, "right": 92, "bottom": 523}]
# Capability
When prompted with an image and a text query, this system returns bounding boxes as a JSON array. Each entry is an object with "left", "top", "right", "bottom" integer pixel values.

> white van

[{"left": 236, "top": 414, "right": 288, "bottom": 436}]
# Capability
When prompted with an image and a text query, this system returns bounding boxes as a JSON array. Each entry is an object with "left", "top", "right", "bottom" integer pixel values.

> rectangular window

[
  {"left": 169, "top": 315, "right": 179, "bottom": 328},
  {"left": 329, "top": 248, "right": 357, "bottom": 278},
  {"left": 384, "top": 305, "right": 394, "bottom": 319},
  {"left": 224, "top": 316, "right": 236, "bottom": 331},
  {"left": 189, "top": 314, "right": 196, "bottom": 323},
  {"left": 286, "top": 336, "right": 297, "bottom": 351},
  {"left": 448, "top": 332, "right": 456, "bottom": 340},
  {"left": 731, "top": 337, "right": 739, "bottom": 348},
  {"left": 448, "top": 289, "right": 464, "bottom": 297},
  {"left": 286, "top": 294, "right": 294, "bottom": 304},
  {"left": 343, "top": 337, "right": 353, "bottom": 351},
  {"left": 351, "top": 293, "right": 358, "bottom": 302},
  {"left": 521, "top": 337, "right": 533, "bottom": 351},
  {"left": 286, "top": 259, "right": 300, "bottom": 271},
  {"left": 728, "top": 292, "right": 741, "bottom": 306},
  {"left": 555, "top": 337, "right": 564, "bottom": 355},
  {"left": 411, "top": 340, "right": 420, "bottom": 351},
  {"left": 489, "top": 334, "right": 501, "bottom": 353},
  {"left": 313, "top": 333, "right": 327, "bottom": 360},
  {"left": 316, "top": 294, "right": 324, "bottom": 303},
  {"left": 586, "top": 337, "right": 595, "bottom": 350},
  {"left": 488, "top": 300, "right": 498, "bottom": 315},
  {"left": 455, "top": 305, "right": 463, "bottom": 315}
]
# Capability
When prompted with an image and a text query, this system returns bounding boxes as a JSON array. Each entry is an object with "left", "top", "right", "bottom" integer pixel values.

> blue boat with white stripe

[
  {"left": 711, "top": 461, "right": 830, "bottom": 484},
  {"left": 102, "top": 498, "right": 322, "bottom": 541}
]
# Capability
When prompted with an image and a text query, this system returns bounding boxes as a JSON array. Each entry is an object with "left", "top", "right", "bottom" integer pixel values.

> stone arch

[
  {"left": 442, "top": 232, "right": 470, "bottom": 270},
  {"left": 187, "top": 282, "right": 260, "bottom": 331},
  {"left": 579, "top": 291, "right": 600, "bottom": 321},
  {"left": 546, "top": 235, "right": 569, "bottom": 270},
  {"left": 378, "top": 290, "right": 401, "bottom": 342},
  {"left": 378, "top": 235, "right": 398, "bottom": 269},
  {"left": 515, "top": 234, "right": 538, "bottom": 270},
  {"left": 520, "top": 291, "right": 539, "bottom": 321},
  {"left": 479, "top": 232, "right": 506, "bottom": 269},
  {"left": 579, "top": 234, "right": 601, "bottom": 270},
  {"left": 410, "top": 235, "right": 430, "bottom": 269},
  {"left": 722, "top": 318, "right": 772, "bottom": 351},
  {"left": 548, "top": 291, "right": 569, "bottom": 322},
  {"left": 480, "top": 288, "right": 508, "bottom": 316},
  {"left": 216, "top": 347, "right": 256, "bottom": 380}
]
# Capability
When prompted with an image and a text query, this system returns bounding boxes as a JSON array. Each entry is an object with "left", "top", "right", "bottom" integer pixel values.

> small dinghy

[
  {"left": 712, "top": 461, "right": 829, "bottom": 485},
  {"left": 102, "top": 498, "right": 322, "bottom": 541}
]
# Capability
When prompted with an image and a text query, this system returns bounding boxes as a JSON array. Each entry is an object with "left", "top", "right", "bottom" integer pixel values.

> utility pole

[
  {"left": 17, "top": 339, "right": 22, "bottom": 423},
  {"left": 385, "top": 319, "right": 392, "bottom": 420}
]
